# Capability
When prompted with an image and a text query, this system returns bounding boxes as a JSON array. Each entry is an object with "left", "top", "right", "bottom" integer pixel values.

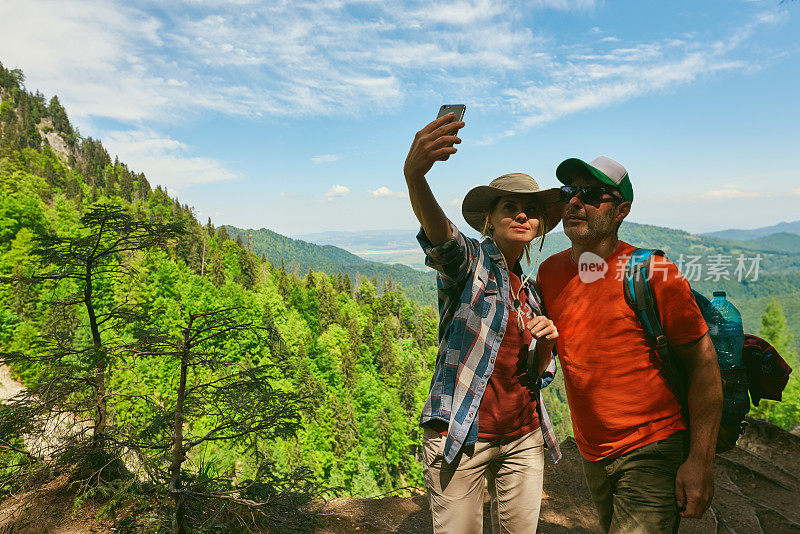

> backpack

[{"left": 623, "top": 248, "right": 793, "bottom": 452}]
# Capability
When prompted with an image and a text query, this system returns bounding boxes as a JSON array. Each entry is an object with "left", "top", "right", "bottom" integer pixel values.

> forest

[
  {"left": 0, "top": 62, "right": 445, "bottom": 531},
  {"left": 0, "top": 61, "right": 797, "bottom": 532}
]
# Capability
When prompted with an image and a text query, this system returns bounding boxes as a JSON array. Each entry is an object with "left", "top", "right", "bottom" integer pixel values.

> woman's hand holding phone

[
  {"left": 403, "top": 107, "right": 465, "bottom": 182},
  {"left": 402, "top": 105, "right": 466, "bottom": 247}
]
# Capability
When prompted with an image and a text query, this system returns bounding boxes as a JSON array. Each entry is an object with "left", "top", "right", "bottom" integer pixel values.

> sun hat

[
  {"left": 555, "top": 156, "right": 633, "bottom": 203},
  {"left": 461, "top": 173, "right": 562, "bottom": 234}
]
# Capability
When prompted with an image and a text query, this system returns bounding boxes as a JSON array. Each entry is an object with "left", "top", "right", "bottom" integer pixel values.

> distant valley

[
  {"left": 295, "top": 229, "right": 429, "bottom": 271},
  {"left": 271, "top": 221, "right": 800, "bottom": 353}
]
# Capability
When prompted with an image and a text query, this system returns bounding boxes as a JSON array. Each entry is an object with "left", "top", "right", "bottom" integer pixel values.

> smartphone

[
  {"left": 437, "top": 104, "right": 466, "bottom": 122},
  {"left": 436, "top": 104, "right": 466, "bottom": 160}
]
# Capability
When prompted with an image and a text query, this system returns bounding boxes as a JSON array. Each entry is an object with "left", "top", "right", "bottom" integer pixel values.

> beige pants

[{"left": 422, "top": 426, "right": 545, "bottom": 534}]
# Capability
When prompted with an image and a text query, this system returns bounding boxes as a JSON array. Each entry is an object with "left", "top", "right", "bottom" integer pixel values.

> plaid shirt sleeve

[{"left": 416, "top": 221, "right": 479, "bottom": 292}]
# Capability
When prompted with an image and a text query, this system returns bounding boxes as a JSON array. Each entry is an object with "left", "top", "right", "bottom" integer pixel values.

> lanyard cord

[{"left": 511, "top": 234, "right": 546, "bottom": 334}]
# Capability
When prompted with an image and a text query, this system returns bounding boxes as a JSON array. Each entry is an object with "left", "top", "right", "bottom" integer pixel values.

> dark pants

[{"left": 581, "top": 432, "right": 687, "bottom": 534}]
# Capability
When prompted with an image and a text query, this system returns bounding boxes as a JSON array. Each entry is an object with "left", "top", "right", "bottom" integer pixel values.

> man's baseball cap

[{"left": 556, "top": 156, "right": 633, "bottom": 203}]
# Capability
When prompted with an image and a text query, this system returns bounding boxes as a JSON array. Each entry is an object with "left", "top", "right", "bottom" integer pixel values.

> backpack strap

[
  {"left": 623, "top": 249, "right": 668, "bottom": 350},
  {"left": 623, "top": 248, "right": 689, "bottom": 422}
]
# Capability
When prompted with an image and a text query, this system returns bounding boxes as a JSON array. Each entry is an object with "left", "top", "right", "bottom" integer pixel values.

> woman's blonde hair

[{"left": 480, "top": 197, "right": 547, "bottom": 265}]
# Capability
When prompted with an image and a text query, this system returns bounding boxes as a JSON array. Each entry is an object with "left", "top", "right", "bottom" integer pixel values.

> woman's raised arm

[{"left": 403, "top": 113, "right": 464, "bottom": 246}]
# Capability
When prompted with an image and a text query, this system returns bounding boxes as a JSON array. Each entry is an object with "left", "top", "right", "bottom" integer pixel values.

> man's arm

[
  {"left": 536, "top": 344, "right": 554, "bottom": 378},
  {"left": 671, "top": 333, "right": 722, "bottom": 518}
]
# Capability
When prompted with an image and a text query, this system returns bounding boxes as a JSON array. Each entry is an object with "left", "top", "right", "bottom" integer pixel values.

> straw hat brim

[{"left": 462, "top": 185, "right": 562, "bottom": 235}]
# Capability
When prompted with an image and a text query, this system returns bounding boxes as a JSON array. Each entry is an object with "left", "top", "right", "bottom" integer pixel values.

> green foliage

[
  {"left": 0, "top": 71, "right": 440, "bottom": 505},
  {"left": 0, "top": 65, "right": 443, "bottom": 526},
  {"left": 749, "top": 299, "right": 800, "bottom": 430},
  {"left": 759, "top": 298, "right": 795, "bottom": 357},
  {"left": 541, "top": 373, "right": 572, "bottom": 439},
  {"left": 740, "top": 232, "right": 800, "bottom": 254}
]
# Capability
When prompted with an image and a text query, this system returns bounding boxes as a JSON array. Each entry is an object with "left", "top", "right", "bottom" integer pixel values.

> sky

[{"left": 1, "top": 0, "right": 798, "bottom": 236}]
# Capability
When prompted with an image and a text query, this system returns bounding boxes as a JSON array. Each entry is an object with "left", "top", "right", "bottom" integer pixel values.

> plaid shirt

[{"left": 417, "top": 223, "right": 562, "bottom": 464}]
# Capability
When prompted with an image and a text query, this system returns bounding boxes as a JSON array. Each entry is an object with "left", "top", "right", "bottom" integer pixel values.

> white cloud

[
  {"left": 529, "top": 0, "right": 597, "bottom": 10},
  {"left": 311, "top": 154, "right": 342, "bottom": 164},
  {"left": 0, "top": 0, "right": 784, "bottom": 144},
  {"left": 0, "top": 0, "right": 597, "bottom": 125},
  {"left": 406, "top": 1, "right": 506, "bottom": 26},
  {"left": 450, "top": 198, "right": 462, "bottom": 206},
  {"left": 700, "top": 189, "right": 761, "bottom": 199},
  {"left": 324, "top": 184, "right": 350, "bottom": 200},
  {"left": 791, "top": 188, "right": 800, "bottom": 196},
  {"left": 497, "top": 37, "right": 753, "bottom": 136},
  {"left": 367, "top": 186, "right": 406, "bottom": 198},
  {"left": 102, "top": 129, "right": 237, "bottom": 188},
  {"left": 0, "top": 0, "right": 175, "bottom": 123}
]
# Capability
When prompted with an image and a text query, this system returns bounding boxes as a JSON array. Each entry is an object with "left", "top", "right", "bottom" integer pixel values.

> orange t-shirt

[{"left": 536, "top": 242, "right": 708, "bottom": 461}]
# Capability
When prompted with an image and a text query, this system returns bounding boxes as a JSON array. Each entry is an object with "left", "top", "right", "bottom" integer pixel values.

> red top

[
  {"left": 477, "top": 270, "right": 540, "bottom": 440},
  {"left": 537, "top": 242, "right": 708, "bottom": 460}
]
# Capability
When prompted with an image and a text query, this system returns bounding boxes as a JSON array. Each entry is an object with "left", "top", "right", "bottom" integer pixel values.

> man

[{"left": 536, "top": 156, "right": 723, "bottom": 533}]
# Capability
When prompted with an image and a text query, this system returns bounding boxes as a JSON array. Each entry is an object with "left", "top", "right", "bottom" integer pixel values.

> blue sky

[{"left": 1, "top": 0, "right": 798, "bottom": 236}]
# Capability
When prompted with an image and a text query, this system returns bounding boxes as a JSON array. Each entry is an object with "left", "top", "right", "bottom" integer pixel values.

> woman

[{"left": 404, "top": 113, "right": 563, "bottom": 534}]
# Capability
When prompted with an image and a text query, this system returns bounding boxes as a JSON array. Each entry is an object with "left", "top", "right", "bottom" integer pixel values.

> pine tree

[
  {"left": 210, "top": 249, "right": 225, "bottom": 288},
  {"left": 342, "top": 273, "right": 352, "bottom": 296},
  {"left": 128, "top": 307, "right": 310, "bottom": 534},
  {"left": 759, "top": 298, "right": 795, "bottom": 361},
  {"left": 376, "top": 324, "right": 396, "bottom": 377},
  {"left": 400, "top": 355, "right": 418, "bottom": 417},
  {"left": 750, "top": 299, "right": 800, "bottom": 430},
  {"left": 237, "top": 246, "right": 257, "bottom": 290},
  {"left": 48, "top": 96, "right": 72, "bottom": 138},
  {"left": 0, "top": 204, "right": 184, "bottom": 488},
  {"left": 187, "top": 243, "right": 202, "bottom": 274}
]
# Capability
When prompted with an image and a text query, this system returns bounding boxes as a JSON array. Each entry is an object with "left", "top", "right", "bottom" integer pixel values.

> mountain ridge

[
  {"left": 260, "top": 221, "right": 800, "bottom": 352},
  {"left": 702, "top": 220, "right": 800, "bottom": 240},
  {"left": 222, "top": 225, "right": 435, "bottom": 304}
]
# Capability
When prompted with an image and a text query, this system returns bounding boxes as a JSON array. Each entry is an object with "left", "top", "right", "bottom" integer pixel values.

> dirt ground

[
  {"left": 0, "top": 473, "right": 115, "bottom": 534},
  {"left": 1, "top": 417, "right": 799, "bottom": 533},
  {"left": 0, "top": 365, "right": 24, "bottom": 401},
  {"left": 316, "top": 418, "right": 800, "bottom": 534}
]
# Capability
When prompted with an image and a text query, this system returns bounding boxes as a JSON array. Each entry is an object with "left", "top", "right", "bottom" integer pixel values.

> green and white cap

[{"left": 556, "top": 156, "right": 633, "bottom": 203}]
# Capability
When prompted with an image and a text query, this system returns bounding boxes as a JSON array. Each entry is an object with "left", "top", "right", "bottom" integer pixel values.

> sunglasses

[{"left": 559, "top": 185, "right": 623, "bottom": 206}]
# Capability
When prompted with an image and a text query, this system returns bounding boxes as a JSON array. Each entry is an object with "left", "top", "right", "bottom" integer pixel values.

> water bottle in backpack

[
  {"left": 706, "top": 291, "right": 749, "bottom": 449},
  {"left": 708, "top": 291, "right": 744, "bottom": 370}
]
